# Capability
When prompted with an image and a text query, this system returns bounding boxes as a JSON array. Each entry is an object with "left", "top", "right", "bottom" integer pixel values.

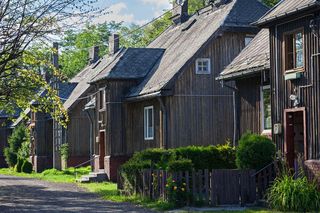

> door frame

[
  {"left": 99, "top": 130, "right": 106, "bottom": 169},
  {"left": 284, "top": 107, "right": 307, "bottom": 161}
]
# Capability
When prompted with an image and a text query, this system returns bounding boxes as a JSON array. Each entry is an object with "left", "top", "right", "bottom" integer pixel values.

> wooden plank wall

[
  {"left": 125, "top": 99, "right": 161, "bottom": 155},
  {"left": 67, "top": 99, "right": 90, "bottom": 157},
  {"left": 269, "top": 14, "right": 320, "bottom": 159},
  {"left": 166, "top": 32, "right": 248, "bottom": 148},
  {"left": 236, "top": 76, "right": 262, "bottom": 137},
  {"left": 0, "top": 118, "right": 11, "bottom": 167},
  {"left": 34, "top": 112, "right": 53, "bottom": 156}
]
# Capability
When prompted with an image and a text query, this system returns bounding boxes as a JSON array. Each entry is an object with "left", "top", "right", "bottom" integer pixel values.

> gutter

[
  {"left": 217, "top": 66, "right": 269, "bottom": 81},
  {"left": 125, "top": 91, "right": 162, "bottom": 102}
]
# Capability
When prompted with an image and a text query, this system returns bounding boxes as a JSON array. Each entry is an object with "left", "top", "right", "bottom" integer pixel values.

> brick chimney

[
  {"left": 89, "top": 46, "right": 99, "bottom": 64},
  {"left": 109, "top": 34, "right": 119, "bottom": 55},
  {"left": 172, "top": 0, "right": 189, "bottom": 25}
]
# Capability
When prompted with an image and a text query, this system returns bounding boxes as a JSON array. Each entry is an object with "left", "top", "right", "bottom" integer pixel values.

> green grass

[{"left": 0, "top": 166, "right": 90, "bottom": 183}]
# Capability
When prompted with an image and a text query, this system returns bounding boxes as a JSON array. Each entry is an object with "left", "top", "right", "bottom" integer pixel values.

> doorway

[
  {"left": 99, "top": 131, "right": 105, "bottom": 169},
  {"left": 284, "top": 108, "right": 307, "bottom": 169}
]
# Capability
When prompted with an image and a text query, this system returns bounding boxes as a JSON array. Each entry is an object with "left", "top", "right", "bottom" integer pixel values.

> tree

[
  {"left": 263, "top": 0, "right": 279, "bottom": 7},
  {"left": 0, "top": 0, "right": 105, "bottom": 123}
]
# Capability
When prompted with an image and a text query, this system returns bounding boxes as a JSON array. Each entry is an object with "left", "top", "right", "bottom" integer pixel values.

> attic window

[
  {"left": 284, "top": 29, "right": 304, "bottom": 72},
  {"left": 196, "top": 58, "right": 211, "bottom": 74},
  {"left": 245, "top": 35, "right": 254, "bottom": 46}
]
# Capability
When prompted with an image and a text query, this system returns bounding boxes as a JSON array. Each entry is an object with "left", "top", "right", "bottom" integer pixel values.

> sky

[{"left": 92, "top": 0, "right": 172, "bottom": 25}]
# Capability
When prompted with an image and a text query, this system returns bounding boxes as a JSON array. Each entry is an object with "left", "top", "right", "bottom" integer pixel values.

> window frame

[
  {"left": 283, "top": 28, "right": 305, "bottom": 73},
  {"left": 195, "top": 58, "right": 211, "bottom": 74},
  {"left": 144, "top": 106, "right": 154, "bottom": 140},
  {"left": 98, "top": 88, "right": 106, "bottom": 111},
  {"left": 245, "top": 35, "right": 255, "bottom": 46},
  {"left": 260, "top": 85, "right": 272, "bottom": 133}
]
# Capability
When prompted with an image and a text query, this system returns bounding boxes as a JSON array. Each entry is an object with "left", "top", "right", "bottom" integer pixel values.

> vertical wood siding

[
  {"left": 270, "top": 14, "right": 320, "bottom": 159},
  {"left": 236, "top": 76, "right": 262, "bottom": 137},
  {"left": 166, "top": 32, "right": 248, "bottom": 147}
]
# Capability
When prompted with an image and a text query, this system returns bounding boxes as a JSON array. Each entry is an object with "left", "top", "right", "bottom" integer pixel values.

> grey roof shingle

[
  {"left": 90, "top": 48, "right": 165, "bottom": 82},
  {"left": 218, "top": 29, "right": 270, "bottom": 80},
  {"left": 256, "top": 0, "right": 320, "bottom": 26},
  {"left": 127, "top": 0, "right": 269, "bottom": 98}
]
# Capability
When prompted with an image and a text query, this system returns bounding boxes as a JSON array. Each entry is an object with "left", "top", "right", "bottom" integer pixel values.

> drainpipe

[
  {"left": 220, "top": 81, "right": 238, "bottom": 146},
  {"left": 157, "top": 97, "right": 167, "bottom": 149}
]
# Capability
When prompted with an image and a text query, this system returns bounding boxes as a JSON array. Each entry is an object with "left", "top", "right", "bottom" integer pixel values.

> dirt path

[{"left": 0, "top": 175, "right": 154, "bottom": 213}]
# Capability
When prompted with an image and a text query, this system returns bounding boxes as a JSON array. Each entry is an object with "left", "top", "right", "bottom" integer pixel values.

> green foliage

[
  {"left": 14, "top": 158, "right": 24, "bottom": 173},
  {"left": 262, "top": 0, "right": 279, "bottom": 7},
  {"left": 59, "top": 143, "right": 69, "bottom": 161},
  {"left": 167, "top": 159, "right": 193, "bottom": 172},
  {"left": 236, "top": 132, "right": 276, "bottom": 170},
  {"left": 21, "top": 160, "right": 33, "bottom": 173},
  {"left": 166, "top": 176, "right": 190, "bottom": 207},
  {"left": 4, "top": 124, "right": 29, "bottom": 167},
  {"left": 267, "top": 174, "right": 320, "bottom": 212}
]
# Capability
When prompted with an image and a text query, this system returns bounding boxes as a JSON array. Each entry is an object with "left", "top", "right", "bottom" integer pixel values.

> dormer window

[
  {"left": 196, "top": 58, "right": 211, "bottom": 74},
  {"left": 284, "top": 29, "right": 304, "bottom": 72}
]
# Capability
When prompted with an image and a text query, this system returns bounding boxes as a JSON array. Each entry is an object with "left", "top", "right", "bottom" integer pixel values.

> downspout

[
  {"left": 157, "top": 97, "right": 167, "bottom": 149},
  {"left": 220, "top": 81, "right": 238, "bottom": 146}
]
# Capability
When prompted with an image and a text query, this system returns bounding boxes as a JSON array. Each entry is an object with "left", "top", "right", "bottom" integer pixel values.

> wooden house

[
  {"left": 217, "top": 29, "right": 271, "bottom": 139},
  {"left": 88, "top": 0, "right": 269, "bottom": 181},
  {"left": 253, "top": 0, "right": 320, "bottom": 170}
]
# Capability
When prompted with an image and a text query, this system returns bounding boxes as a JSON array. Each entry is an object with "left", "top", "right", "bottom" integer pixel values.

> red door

[{"left": 99, "top": 131, "right": 105, "bottom": 169}]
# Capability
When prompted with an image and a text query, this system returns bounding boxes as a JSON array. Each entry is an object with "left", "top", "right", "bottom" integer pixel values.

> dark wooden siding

[
  {"left": 125, "top": 99, "right": 161, "bottom": 155},
  {"left": 0, "top": 118, "right": 11, "bottom": 167},
  {"left": 33, "top": 112, "right": 53, "bottom": 156},
  {"left": 236, "top": 76, "right": 262, "bottom": 136},
  {"left": 66, "top": 99, "right": 90, "bottom": 158},
  {"left": 165, "top": 32, "right": 248, "bottom": 147},
  {"left": 270, "top": 14, "right": 320, "bottom": 159}
]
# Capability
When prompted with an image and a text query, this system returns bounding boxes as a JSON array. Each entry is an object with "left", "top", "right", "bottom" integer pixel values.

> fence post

[{"left": 204, "top": 169, "right": 209, "bottom": 205}]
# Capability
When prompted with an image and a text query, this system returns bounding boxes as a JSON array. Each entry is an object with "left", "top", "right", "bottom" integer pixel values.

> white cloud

[
  {"left": 140, "top": 0, "right": 171, "bottom": 16},
  {"left": 92, "top": 2, "right": 146, "bottom": 25}
]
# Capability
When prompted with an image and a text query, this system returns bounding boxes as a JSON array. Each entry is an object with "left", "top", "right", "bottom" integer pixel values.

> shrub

[
  {"left": 21, "top": 160, "right": 33, "bottom": 173},
  {"left": 3, "top": 148, "right": 17, "bottom": 167},
  {"left": 14, "top": 158, "right": 24, "bottom": 173},
  {"left": 166, "top": 176, "right": 190, "bottom": 207},
  {"left": 59, "top": 143, "right": 69, "bottom": 161},
  {"left": 267, "top": 174, "right": 320, "bottom": 212},
  {"left": 18, "top": 140, "right": 30, "bottom": 160},
  {"left": 4, "top": 124, "right": 29, "bottom": 167},
  {"left": 167, "top": 159, "right": 193, "bottom": 172},
  {"left": 236, "top": 132, "right": 276, "bottom": 170}
]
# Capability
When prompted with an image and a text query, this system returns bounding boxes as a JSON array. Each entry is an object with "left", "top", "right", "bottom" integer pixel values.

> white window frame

[
  {"left": 195, "top": 58, "right": 211, "bottom": 74},
  {"left": 260, "top": 85, "right": 272, "bottom": 133},
  {"left": 144, "top": 106, "right": 154, "bottom": 140}
]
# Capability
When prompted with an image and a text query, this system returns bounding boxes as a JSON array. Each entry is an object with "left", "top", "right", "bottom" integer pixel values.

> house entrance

[
  {"left": 284, "top": 108, "right": 306, "bottom": 169},
  {"left": 99, "top": 131, "right": 105, "bottom": 169}
]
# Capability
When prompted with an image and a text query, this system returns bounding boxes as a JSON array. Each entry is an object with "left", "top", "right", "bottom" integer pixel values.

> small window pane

[
  {"left": 196, "top": 58, "right": 211, "bottom": 74},
  {"left": 144, "top": 106, "right": 154, "bottom": 140},
  {"left": 262, "top": 87, "right": 272, "bottom": 130}
]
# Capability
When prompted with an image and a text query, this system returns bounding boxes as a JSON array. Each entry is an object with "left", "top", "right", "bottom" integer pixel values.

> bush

[
  {"left": 4, "top": 124, "right": 29, "bottom": 167},
  {"left": 267, "top": 174, "right": 320, "bottom": 211},
  {"left": 236, "top": 132, "right": 276, "bottom": 170},
  {"left": 3, "top": 148, "right": 17, "bottom": 167},
  {"left": 21, "top": 160, "right": 33, "bottom": 173},
  {"left": 167, "top": 159, "right": 193, "bottom": 172},
  {"left": 14, "top": 158, "right": 24, "bottom": 173},
  {"left": 166, "top": 176, "right": 190, "bottom": 207}
]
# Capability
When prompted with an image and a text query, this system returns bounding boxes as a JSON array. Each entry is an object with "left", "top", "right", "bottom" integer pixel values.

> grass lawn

[
  {"left": 0, "top": 166, "right": 90, "bottom": 183},
  {"left": 0, "top": 168, "right": 277, "bottom": 212}
]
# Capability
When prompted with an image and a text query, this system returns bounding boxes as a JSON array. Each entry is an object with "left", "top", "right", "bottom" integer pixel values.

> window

[
  {"left": 144, "top": 106, "right": 154, "bottom": 140},
  {"left": 261, "top": 85, "right": 272, "bottom": 131},
  {"left": 245, "top": 35, "right": 254, "bottom": 46},
  {"left": 99, "top": 89, "right": 106, "bottom": 110},
  {"left": 284, "top": 30, "right": 304, "bottom": 71},
  {"left": 196, "top": 58, "right": 211, "bottom": 74}
]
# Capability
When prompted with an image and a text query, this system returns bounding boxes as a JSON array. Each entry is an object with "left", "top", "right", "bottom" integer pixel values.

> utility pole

[{"left": 52, "top": 42, "right": 62, "bottom": 170}]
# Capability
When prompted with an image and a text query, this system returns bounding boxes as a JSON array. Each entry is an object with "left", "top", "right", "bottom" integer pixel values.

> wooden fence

[
  {"left": 119, "top": 169, "right": 257, "bottom": 206},
  {"left": 255, "top": 161, "right": 279, "bottom": 200}
]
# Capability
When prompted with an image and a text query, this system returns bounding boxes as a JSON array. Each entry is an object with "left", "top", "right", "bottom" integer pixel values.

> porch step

[{"left": 77, "top": 171, "right": 108, "bottom": 183}]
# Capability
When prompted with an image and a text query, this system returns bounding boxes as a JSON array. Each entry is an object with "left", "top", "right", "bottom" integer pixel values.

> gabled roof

[
  {"left": 127, "top": 0, "right": 269, "bottom": 99},
  {"left": 218, "top": 29, "right": 270, "bottom": 80},
  {"left": 90, "top": 48, "right": 165, "bottom": 83},
  {"left": 256, "top": 0, "right": 320, "bottom": 26}
]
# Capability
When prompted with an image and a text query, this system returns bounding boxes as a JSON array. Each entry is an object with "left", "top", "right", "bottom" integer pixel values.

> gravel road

[{"left": 0, "top": 175, "right": 154, "bottom": 213}]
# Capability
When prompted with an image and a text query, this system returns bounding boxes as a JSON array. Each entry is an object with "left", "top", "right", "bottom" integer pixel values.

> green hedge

[
  {"left": 236, "top": 132, "right": 276, "bottom": 170},
  {"left": 119, "top": 144, "right": 236, "bottom": 195}
]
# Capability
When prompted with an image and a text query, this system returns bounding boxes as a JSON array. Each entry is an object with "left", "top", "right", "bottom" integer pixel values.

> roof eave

[
  {"left": 217, "top": 66, "right": 270, "bottom": 81},
  {"left": 254, "top": 3, "right": 320, "bottom": 27}
]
